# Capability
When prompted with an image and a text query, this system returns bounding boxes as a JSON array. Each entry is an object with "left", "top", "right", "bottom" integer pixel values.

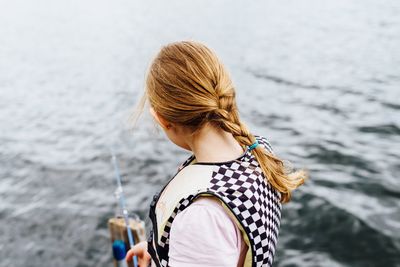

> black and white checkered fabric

[{"left": 151, "top": 135, "right": 282, "bottom": 267}]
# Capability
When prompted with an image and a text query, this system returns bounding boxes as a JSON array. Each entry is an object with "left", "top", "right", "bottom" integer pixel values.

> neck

[{"left": 186, "top": 124, "right": 244, "bottom": 163}]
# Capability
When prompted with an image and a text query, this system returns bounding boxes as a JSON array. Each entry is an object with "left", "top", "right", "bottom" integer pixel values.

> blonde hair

[{"left": 130, "top": 40, "right": 308, "bottom": 203}]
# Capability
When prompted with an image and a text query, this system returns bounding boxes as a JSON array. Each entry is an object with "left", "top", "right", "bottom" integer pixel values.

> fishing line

[{"left": 110, "top": 146, "right": 138, "bottom": 267}]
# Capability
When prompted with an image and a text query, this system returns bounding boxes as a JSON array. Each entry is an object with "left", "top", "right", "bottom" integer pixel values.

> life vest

[{"left": 147, "top": 135, "right": 282, "bottom": 267}]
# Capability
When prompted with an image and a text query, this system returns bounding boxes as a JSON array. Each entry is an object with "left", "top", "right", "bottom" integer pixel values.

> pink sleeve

[{"left": 168, "top": 196, "right": 247, "bottom": 267}]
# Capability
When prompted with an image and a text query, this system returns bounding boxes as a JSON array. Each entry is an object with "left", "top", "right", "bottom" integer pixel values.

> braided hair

[{"left": 131, "top": 40, "right": 307, "bottom": 203}]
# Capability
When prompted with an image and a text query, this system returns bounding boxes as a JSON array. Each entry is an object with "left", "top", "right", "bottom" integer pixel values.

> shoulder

[
  {"left": 172, "top": 196, "right": 239, "bottom": 242},
  {"left": 168, "top": 196, "right": 244, "bottom": 263},
  {"left": 168, "top": 196, "right": 246, "bottom": 266}
]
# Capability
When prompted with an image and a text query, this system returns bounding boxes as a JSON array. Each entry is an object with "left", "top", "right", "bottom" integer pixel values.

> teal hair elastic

[{"left": 248, "top": 140, "right": 259, "bottom": 151}]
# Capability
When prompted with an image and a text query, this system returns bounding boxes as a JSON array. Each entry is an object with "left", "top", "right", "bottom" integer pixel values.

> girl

[{"left": 126, "top": 40, "right": 308, "bottom": 267}]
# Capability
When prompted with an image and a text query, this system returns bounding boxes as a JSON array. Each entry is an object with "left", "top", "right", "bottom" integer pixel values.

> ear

[{"left": 150, "top": 107, "right": 172, "bottom": 130}]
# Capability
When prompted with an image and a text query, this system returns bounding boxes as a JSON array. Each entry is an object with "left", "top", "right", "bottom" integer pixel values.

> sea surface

[{"left": 0, "top": 0, "right": 399, "bottom": 266}]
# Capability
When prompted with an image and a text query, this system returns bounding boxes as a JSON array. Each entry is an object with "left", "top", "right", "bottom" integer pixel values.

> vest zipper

[
  {"left": 147, "top": 229, "right": 162, "bottom": 267},
  {"left": 148, "top": 192, "right": 162, "bottom": 266}
]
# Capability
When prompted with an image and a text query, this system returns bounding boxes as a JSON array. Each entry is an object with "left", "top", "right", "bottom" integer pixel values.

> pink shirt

[{"left": 168, "top": 196, "right": 248, "bottom": 267}]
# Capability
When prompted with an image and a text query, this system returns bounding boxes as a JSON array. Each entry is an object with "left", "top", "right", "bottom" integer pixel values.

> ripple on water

[
  {"left": 357, "top": 124, "right": 400, "bottom": 136},
  {"left": 277, "top": 192, "right": 400, "bottom": 267},
  {"left": 304, "top": 143, "right": 380, "bottom": 174}
]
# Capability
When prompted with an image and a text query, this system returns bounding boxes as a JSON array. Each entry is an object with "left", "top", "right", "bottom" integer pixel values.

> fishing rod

[{"left": 110, "top": 147, "right": 138, "bottom": 267}]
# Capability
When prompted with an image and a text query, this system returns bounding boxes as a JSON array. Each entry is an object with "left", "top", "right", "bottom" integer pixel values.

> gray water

[{"left": 1, "top": 0, "right": 400, "bottom": 266}]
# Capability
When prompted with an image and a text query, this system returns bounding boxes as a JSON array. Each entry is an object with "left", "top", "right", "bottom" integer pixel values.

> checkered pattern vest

[{"left": 147, "top": 135, "right": 282, "bottom": 267}]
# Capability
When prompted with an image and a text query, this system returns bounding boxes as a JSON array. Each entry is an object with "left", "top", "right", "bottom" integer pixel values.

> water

[{"left": 0, "top": 0, "right": 399, "bottom": 266}]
